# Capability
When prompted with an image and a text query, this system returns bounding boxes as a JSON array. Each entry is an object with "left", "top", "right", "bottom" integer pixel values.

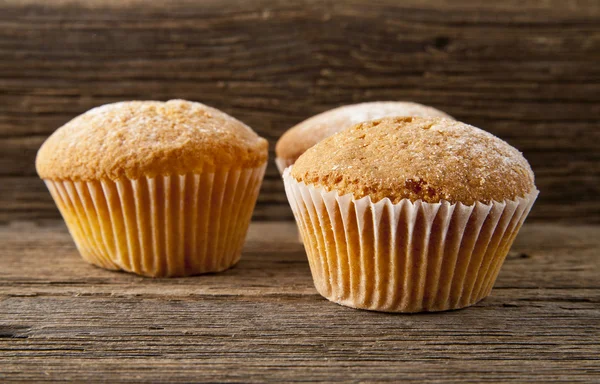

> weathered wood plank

[
  {"left": 0, "top": 222, "right": 598, "bottom": 382},
  {"left": 0, "top": 0, "right": 599, "bottom": 223},
  {"left": 1, "top": 295, "right": 599, "bottom": 382}
]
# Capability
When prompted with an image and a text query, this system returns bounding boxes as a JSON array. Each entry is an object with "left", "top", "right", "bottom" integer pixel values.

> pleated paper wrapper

[
  {"left": 44, "top": 165, "right": 266, "bottom": 277},
  {"left": 283, "top": 168, "right": 538, "bottom": 313},
  {"left": 276, "top": 157, "right": 303, "bottom": 241}
]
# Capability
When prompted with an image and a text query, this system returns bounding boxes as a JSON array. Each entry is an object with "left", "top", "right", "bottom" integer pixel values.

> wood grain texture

[
  {"left": 1, "top": 0, "right": 600, "bottom": 223},
  {"left": 0, "top": 221, "right": 599, "bottom": 382}
]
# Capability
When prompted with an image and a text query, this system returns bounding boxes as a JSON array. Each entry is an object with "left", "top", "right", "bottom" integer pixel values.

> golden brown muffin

[
  {"left": 37, "top": 100, "right": 268, "bottom": 181},
  {"left": 291, "top": 117, "right": 534, "bottom": 205},
  {"left": 284, "top": 116, "right": 538, "bottom": 313},
  {"left": 275, "top": 101, "right": 451, "bottom": 170},
  {"left": 36, "top": 100, "right": 268, "bottom": 277}
]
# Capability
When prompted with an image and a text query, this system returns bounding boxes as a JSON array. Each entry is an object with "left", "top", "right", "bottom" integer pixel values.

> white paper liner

[
  {"left": 276, "top": 157, "right": 304, "bottom": 242},
  {"left": 44, "top": 165, "right": 266, "bottom": 277},
  {"left": 283, "top": 167, "right": 538, "bottom": 313}
]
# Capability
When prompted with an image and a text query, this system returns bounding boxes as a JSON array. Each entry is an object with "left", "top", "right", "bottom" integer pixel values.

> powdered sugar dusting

[
  {"left": 292, "top": 117, "right": 535, "bottom": 204},
  {"left": 36, "top": 100, "right": 268, "bottom": 181}
]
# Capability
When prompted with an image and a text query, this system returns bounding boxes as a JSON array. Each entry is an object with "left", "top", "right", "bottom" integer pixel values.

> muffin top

[
  {"left": 276, "top": 101, "right": 451, "bottom": 162},
  {"left": 291, "top": 117, "right": 535, "bottom": 205},
  {"left": 36, "top": 100, "right": 269, "bottom": 181}
]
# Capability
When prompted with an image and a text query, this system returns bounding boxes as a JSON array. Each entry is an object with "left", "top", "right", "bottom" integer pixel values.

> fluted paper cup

[
  {"left": 44, "top": 165, "right": 266, "bottom": 277},
  {"left": 283, "top": 168, "right": 538, "bottom": 313},
  {"left": 276, "top": 157, "right": 302, "bottom": 241}
]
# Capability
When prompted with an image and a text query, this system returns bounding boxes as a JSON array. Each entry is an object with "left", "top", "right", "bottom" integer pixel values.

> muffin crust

[
  {"left": 36, "top": 100, "right": 269, "bottom": 181},
  {"left": 276, "top": 101, "right": 451, "bottom": 162},
  {"left": 291, "top": 117, "right": 535, "bottom": 205}
]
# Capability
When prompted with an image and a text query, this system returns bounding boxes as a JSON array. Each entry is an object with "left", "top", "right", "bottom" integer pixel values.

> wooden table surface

[{"left": 1, "top": 221, "right": 598, "bottom": 382}]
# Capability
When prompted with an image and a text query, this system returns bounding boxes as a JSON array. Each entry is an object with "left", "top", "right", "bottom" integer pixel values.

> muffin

[
  {"left": 284, "top": 117, "right": 538, "bottom": 312},
  {"left": 36, "top": 100, "right": 268, "bottom": 277},
  {"left": 275, "top": 101, "right": 451, "bottom": 173}
]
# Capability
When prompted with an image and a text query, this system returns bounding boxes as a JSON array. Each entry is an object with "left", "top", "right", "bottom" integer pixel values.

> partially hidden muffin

[
  {"left": 36, "top": 100, "right": 268, "bottom": 277},
  {"left": 284, "top": 116, "right": 538, "bottom": 312},
  {"left": 275, "top": 101, "right": 451, "bottom": 172}
]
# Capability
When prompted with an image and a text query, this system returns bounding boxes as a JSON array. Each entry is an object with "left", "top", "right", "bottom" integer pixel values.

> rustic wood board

[
  {"left": 1, "top": 0, "right": 599, "bottom": 223},
  {"left": 0, "top": 221, "right": 598, "bottom": 382}
]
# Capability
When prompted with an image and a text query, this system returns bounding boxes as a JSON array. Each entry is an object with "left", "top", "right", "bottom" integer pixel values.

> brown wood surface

[
  {"left": 0, "top": 221, "right": 599, "bottom": 382},
  {"left": 0, "top": 0, "right": 599, "bottom": 223}
]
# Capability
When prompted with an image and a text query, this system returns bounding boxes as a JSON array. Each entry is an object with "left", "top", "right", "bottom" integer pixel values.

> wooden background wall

[{"left": 1, "top": 0, "right": 599, "bottom": 223}]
